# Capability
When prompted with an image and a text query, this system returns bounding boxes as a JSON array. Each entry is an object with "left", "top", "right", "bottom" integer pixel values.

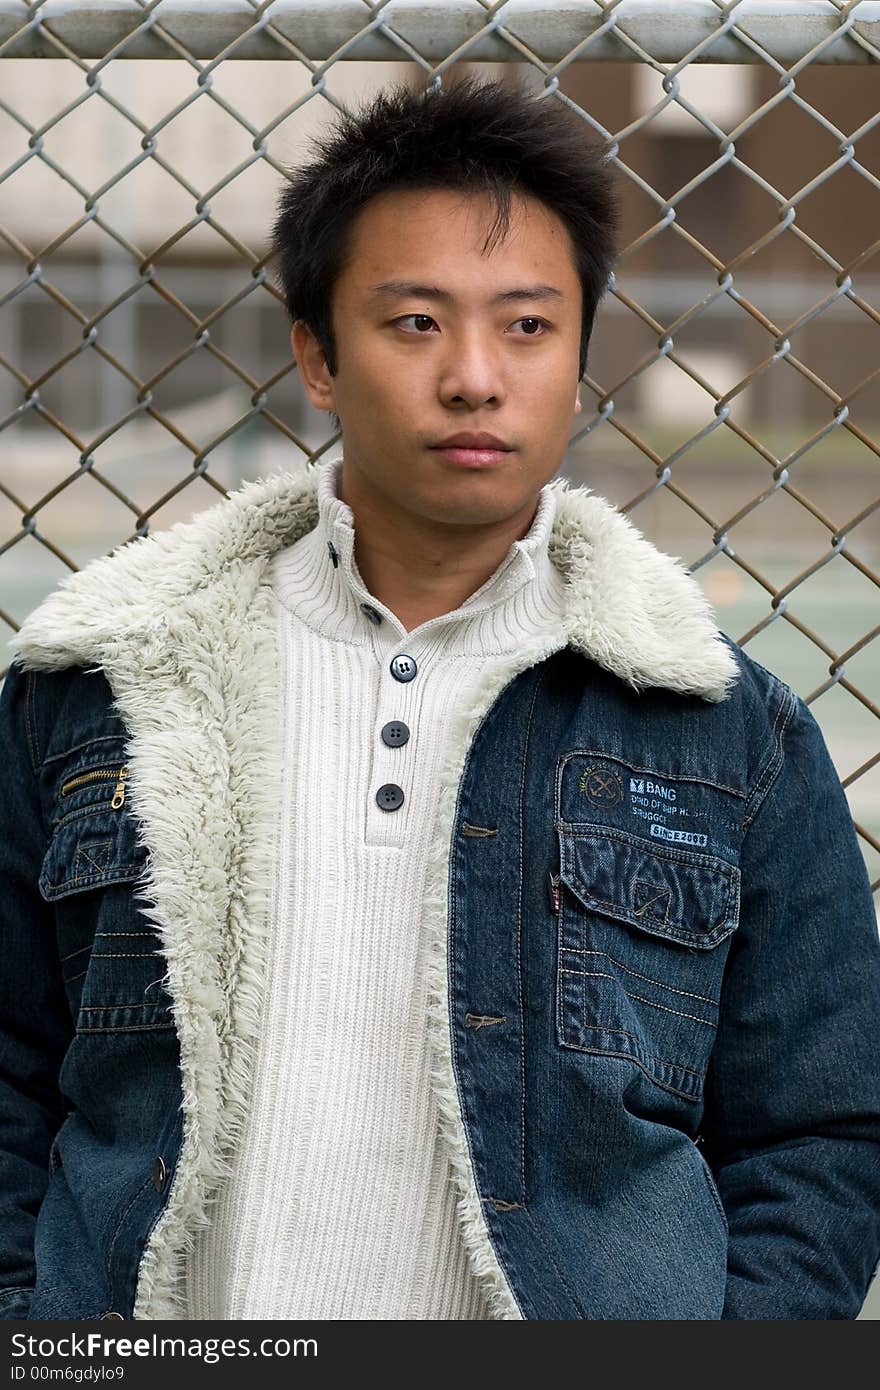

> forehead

[{"left": 337, "top": 187, "right": 580, "bottom": 300}]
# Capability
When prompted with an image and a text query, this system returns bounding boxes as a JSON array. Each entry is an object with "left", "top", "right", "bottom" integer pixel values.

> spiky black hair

[{"left": 270, "top": 75, "right": 618, "bottom": 427}]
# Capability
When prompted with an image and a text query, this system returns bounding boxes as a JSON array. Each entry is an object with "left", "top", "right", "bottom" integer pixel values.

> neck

[{"left": 337, "top": 458, "right": 544, "bottom": 630}]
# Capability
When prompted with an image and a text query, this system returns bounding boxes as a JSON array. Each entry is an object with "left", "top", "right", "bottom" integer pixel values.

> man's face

[{"left": 292, "top": 186, "right": 583, "bottom": 531}]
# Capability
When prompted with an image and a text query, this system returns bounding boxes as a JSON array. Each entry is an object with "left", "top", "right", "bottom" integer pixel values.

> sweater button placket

[
  {"left": 376, "top": 653, "right": 418, "bottom": 814},
  {"left": 365, "top": 649, "right": 418, "bottom": 840}
]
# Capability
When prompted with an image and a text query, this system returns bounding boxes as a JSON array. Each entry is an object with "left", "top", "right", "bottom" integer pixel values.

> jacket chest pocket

[
  {"left": 39, "top": 745, "right": 173, "bottom": 1035},
  {"left": 555, "top": 825, "right": 740, "bottom": 1102}
]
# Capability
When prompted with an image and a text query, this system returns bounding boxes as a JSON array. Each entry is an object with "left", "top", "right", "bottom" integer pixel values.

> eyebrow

[{"left": 368, "top": 280, "right": 565, "bottom": 306}]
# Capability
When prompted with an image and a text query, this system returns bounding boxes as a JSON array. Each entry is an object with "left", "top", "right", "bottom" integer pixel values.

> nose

[{"left": 437, "top": 328, "right": 504, "bottom": 409}]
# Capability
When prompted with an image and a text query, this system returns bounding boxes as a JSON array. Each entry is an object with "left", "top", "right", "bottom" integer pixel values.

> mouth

[{"left": 429, "top": 445, "right": 513, "bottom": 469}]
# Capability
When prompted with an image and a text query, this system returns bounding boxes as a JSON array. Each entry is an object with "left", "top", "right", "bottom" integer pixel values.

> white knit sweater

[{"left": 182, "top": 455, "right": 569, "bottom": 1319}]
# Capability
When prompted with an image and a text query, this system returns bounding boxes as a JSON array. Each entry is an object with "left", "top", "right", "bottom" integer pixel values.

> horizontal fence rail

[{"left": 2, "top": 0, "right": 880, "bottom": 64}]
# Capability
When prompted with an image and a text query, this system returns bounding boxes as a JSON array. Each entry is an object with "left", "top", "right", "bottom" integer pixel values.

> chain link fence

[{"left": 1, "top": 0, "right": 878, "bottom": 900}]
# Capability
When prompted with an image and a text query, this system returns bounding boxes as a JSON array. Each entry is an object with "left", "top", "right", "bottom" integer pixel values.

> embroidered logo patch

[{"left": 579, "top": 766, "right": 623, "bottom": 806}]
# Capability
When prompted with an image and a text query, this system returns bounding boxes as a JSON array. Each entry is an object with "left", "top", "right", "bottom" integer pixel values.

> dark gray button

[
  {"left": 152, "top": 1156, "right": 167, "bottom": 1192},
  {"left": 100, "top": 1311, "right": 125, "bottom": 1321},
  {"left": 361, "top": 603, "right": 382, "bottom": 625},
  {"left": 376, "top": 783, "right": 405, "bottom": 811},
  {"left": 381, "top": 721, "right": 410, "bottom": 747},
  {"left": 327, "top": 541, "right": 339, "bottom": 568},
  {"left": 390, "top": 654, "right": 417, "bottom": 682}
]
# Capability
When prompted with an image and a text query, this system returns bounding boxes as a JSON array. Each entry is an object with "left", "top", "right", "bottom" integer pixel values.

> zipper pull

[
  {"left": 547, "top": 870, "right": 561, "bottom": 916},
  {"left": 111, "top": 766, "right": 129, "bottom": 810}
]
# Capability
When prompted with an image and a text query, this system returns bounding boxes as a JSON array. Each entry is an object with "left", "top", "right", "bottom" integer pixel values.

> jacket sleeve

[
  {"left": 701, "top": 682, "right": 880, "bottom": 1319},
  {"left": 0, "top": 661, "right": 72, "bottom": 1320}
]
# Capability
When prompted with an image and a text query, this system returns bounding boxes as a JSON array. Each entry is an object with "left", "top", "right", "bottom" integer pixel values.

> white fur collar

[{"left": 9, "top": 465, "right": 738, "bottom": 700}]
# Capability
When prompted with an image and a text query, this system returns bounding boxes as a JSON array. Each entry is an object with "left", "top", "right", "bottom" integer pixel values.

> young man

[{"left": 1, "top": 77, "right": 879, "bottom": 1322}]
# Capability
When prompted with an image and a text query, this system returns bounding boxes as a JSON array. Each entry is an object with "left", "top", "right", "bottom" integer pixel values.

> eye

[
  {"left": 392, "top": 314, "right": 438, "bottom": 333},
  {"left": 509, "top": 317, "right": 550, "bottom": 336},
  {"left": 391, "top": 314, "right": 551, "bottom": 336}
]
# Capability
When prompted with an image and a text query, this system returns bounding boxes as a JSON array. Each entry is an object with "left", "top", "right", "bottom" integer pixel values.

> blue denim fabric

[
  {"left": 1, "top": 633, "right": 879, "bottom": 1320},
  {"left": 0, "top": 665, "right": 183, "bottom": 1322}
]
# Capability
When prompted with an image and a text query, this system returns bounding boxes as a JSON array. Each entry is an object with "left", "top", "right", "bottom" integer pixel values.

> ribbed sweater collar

[{"left": 269, "top": 455, "right": 569, "bottom": 653}]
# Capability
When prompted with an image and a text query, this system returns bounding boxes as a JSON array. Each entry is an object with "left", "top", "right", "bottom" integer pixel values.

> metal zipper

[
  {"left": 111, "top": 767, "right": 129, "bottom": 809},
  {"left": 547, "top": 870, "right": 561, "bottom": 916},
  {"left": 60, "top": 765, "right": 128, "bottom": 809}
]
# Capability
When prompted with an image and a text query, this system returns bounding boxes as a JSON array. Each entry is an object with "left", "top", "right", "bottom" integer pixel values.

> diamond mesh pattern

[{"left": 1, "top": 1, "right": 877, "bottom": 893}]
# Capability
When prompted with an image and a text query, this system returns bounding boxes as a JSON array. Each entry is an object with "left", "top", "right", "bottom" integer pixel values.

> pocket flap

[
  {"left": 559, "top": 825, "right": 739, "bottom": 948},
  {"left": 39, "top": 810, "right": 147, "bottom": 902}
]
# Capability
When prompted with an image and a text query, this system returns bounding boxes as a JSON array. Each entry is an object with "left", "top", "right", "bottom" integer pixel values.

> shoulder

[
  {"left": 717, "top": 626, "right": 798, "bottom": 729},
  {"left": 2, "top": 660, "right": 122, "bottom": 772},
  {"left": 7, "top": 470, "right": 317, "bottom": 677},
  {"left": 712, "top": 633, "right": 845, "bottom": 832}
]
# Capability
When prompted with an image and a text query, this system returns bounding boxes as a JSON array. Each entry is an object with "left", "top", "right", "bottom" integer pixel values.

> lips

[
  {"left": 432, "top": 434, "right": 512, "bottom": 451},
  {"left": 431, "top": 444, "right": 511, "bottom": 469}
]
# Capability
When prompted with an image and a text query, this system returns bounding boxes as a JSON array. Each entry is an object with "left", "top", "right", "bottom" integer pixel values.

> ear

[{"left": 291, "top": 321, "right": 336, "bottom": 416}]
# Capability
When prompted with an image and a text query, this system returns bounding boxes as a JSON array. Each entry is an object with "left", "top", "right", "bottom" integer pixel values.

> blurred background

[{"left": 0, "top": 0, "right": 878, "bottom": 1311}]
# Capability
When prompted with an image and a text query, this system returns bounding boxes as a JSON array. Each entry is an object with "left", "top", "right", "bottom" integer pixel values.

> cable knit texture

[{"left": 181, "top": 456, "right": 570, "bottom": 1319}]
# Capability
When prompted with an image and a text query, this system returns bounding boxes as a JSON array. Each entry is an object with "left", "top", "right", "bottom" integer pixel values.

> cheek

[
  {"left": 358, "top": 365, "right": 433, "bottom": 433},
  {"left": 349, "top": 351, "right": 412, "bottom": 404},
  {"left": 513, "top": 344, "right": 576, "bottom": 396},
  {"left": 526, "top": 376, "right": 579, "bottom": 430},
  {"left": 337, "top": 376, "right": 413, "bottom": 451}
]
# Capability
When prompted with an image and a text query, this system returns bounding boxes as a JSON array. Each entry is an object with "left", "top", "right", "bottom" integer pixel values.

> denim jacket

[{"left": 2, "top": 465, "right": 879, "bottom": 1321}]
